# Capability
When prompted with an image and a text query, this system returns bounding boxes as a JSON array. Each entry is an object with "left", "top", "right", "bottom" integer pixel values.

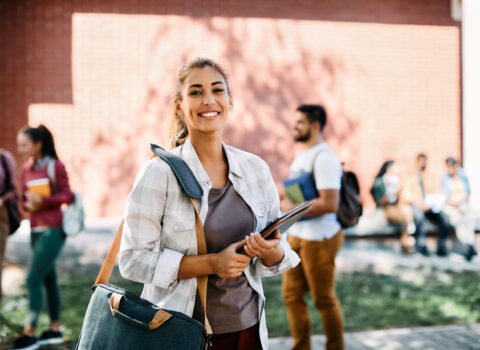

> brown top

[{"left": 194, "top": 182, "right": 258, "bottom": 334}]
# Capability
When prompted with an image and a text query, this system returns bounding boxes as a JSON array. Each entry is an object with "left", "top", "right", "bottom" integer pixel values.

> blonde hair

[{"left": 168, "top": 57, "right": 231, "bottom": 149}]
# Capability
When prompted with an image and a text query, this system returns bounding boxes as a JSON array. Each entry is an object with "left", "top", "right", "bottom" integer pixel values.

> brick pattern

[{"left": 0, "top": 0, "right": 461, "bottom": 218}]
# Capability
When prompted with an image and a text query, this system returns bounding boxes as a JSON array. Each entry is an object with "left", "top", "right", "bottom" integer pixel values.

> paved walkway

[{"left": 270, "top": 323, "right": 480, "bottom": 350}]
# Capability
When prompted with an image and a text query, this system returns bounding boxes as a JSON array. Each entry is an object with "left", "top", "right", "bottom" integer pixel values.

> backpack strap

[
  {"left": 309, "top": 147, "right": 327, "bottom": 194},
  {"left": 0, "top": 153, "right": 10, "bottom": 195},
  {"left": 47, "top": 158, "right": 59, "bottom": 194}
]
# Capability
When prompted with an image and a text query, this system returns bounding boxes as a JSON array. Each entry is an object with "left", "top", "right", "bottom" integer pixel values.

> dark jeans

[
  {"left": 412, "top": 206, "right": 450, "bottom": 249},
  {"left": 26, "top": 227, "right": 65, "bottom": 327}
]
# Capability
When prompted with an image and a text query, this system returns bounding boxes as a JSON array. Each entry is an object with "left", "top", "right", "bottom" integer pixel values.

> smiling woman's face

[{"left": 176, "top": 67, "right": 232, "bottom": 138}]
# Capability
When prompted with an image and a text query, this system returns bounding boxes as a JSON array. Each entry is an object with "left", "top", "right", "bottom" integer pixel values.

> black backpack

[{"left": 337, "top": 171, "right": 363, "bottom": 228}]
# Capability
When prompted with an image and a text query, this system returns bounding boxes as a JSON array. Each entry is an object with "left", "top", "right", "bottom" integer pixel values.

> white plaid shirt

[{"left": 118, "top": 139, "right": 300, "bottom": 348}]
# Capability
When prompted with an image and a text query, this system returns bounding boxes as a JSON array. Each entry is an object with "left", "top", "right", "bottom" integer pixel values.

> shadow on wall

[
  {"left": 211, "top": 18, "right": 362, "bottom": 181},
  {"left": 44, "top": 16, "right": 363, "bottom": 218}
]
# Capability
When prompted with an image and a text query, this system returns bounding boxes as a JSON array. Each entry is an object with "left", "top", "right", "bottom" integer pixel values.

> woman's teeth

[{"left": 199, "top": 112, "right": 219, "bottom": 118}]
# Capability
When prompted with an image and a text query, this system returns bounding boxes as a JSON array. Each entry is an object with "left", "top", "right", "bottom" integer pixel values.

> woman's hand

[
  {"left": 25, "top": 192, "right": 42, "bottom": 212},
  {"left": 243, "top": 231, "right": 284, "bottom": 267},
  {"left": 212, "top": 240, "right": 252, "bottom": 279}
]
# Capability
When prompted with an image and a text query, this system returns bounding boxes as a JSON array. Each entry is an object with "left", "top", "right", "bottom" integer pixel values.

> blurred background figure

[
  {"left": 0, "top": 148, "right": 17, "bottom": 303},
  {"left": 441, "top": 157, "right": 478, "bottom": 261},
  {"left": 281, "top": 105, "right": 345, "bottom": 350},
  {"left": 403, "top": 153, "right": 450, "bottom": 257},
  {"left": 12, "top": 125, "right": 74, "bottom": 350},
  {"left": 370, "top": 160, "right": 414, "bottom": 254}
]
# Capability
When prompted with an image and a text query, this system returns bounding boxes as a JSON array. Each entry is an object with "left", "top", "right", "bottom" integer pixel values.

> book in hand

[
  {"left": 283, "top": 172, "right": 318, "bottom": 204},
  {"left": 26, "top": 178, "right": 51, "bottom": 197},
  {"left": 237, "top": 200, "right": 316, "bottom": 254}
]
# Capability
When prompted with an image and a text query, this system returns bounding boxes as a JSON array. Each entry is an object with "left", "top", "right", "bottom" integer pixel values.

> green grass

[
  {"left": 1, "top": 267, "right": 479, "bottom": 345},
  {"left": 264, "top": 268, "right": 480, "bottom": 337}
]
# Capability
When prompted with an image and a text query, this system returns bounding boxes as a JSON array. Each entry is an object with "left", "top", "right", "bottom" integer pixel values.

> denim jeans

[{"left": 412, "top": 206, "right": 450, "bottom": 249}]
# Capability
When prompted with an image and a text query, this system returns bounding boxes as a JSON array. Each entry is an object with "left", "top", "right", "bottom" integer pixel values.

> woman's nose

[{"left": 202, "top": 92, "right": 215, "bottom": 105}]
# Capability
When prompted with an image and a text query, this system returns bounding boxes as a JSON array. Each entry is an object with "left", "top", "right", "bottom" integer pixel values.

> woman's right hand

[{"left": 212, "top": 240, "right": 251, "bottom": 279}]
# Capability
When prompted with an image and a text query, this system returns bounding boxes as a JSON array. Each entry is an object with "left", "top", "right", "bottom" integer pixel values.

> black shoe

[
  {"left": 37, "top": 330, "right": 63, "bottom": 346},
  {"left": 436, "top": 246, "right": 448, "bottom": 257},
  {"left": 9, "top": 335, "right": 38, "bottom": 350},
  {"left": 416, "top": 245, "right": 430, "bottom": 256},
  {"left": 464, "top": 245, "right": 478, "bottom": 262}
]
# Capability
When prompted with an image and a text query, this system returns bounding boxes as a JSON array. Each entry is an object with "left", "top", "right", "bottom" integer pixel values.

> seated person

[
  {"left": 371, "top": 160, "right": 414, "bottom": 254},
  {"left": 403, "top": 153, "right": 450, "bottom": 256},
  {"left": 441, "top": 157, "right": 477, "bottom": 261}
]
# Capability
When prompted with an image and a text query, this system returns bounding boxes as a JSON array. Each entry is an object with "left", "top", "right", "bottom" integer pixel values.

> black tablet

[{"left": 237, "top": 200, "right": 316, "bottom": 254}]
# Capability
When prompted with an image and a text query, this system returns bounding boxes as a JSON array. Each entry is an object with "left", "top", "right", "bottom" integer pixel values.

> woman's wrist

[
  {"left": 261, "top": 246, "right": 284, "bottom": 267},
  {"left": 207, "top": 253, "right": 218, "bottom": 275}
]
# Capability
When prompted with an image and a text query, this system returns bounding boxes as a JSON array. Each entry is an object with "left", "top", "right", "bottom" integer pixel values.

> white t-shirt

[{"left": 288, "top": 142, "right": 342, "bottom": 241}]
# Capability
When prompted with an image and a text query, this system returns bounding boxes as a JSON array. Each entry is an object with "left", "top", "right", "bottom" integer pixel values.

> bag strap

[
  {"left": 310, "top": 147, "right": 326, "bottom": 174},
  {"left": 0, "top": 153, "right": 10, "bottom": 195},
  {"left": 94, "top": 149, "right": 212, "bottom": 334},
  {"left": 150, "top": 144, "right": 203, "bottom": 199},
  {"left": 47, "top": 159, "right": 59, "bottom": 194}
]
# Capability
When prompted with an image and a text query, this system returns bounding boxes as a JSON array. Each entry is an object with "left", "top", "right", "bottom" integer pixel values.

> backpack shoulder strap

[
  {"left": 47, "top": 158, "right": 59, "bottom": 193},
  {"left": 310, "top": 147, "right": 327, "bottom": 176},
  {"left": 1, "top": 153, "right": 7, "bottom": 188},
  {"left": 1, "top": 152, "right": 16, "bottom": 194}
]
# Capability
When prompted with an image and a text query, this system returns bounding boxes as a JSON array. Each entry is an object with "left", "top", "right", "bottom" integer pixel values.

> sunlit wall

[{"left": 0, "top": 1, "right": 461, "bottom": 218}]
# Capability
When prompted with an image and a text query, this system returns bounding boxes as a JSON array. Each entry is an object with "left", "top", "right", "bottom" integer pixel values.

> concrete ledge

[{"left": 344, "top": 209, "right": 437, "bottom": 239}]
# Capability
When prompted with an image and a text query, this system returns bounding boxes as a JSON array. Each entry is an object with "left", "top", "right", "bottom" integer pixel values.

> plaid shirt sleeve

[{"left": 118, "top": 159, "right": 184, "bottom": 289}]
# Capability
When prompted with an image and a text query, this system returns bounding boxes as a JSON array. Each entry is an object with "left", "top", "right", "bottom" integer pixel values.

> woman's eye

[
  {"left": 213, "top": 88, "right": 224, "bottom": 93},
  {"left": 189, "top": 90, "right": 202, "bottom": 96}
]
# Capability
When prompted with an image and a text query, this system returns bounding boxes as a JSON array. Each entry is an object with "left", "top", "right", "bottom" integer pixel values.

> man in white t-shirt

[{"left": 281, "top": 105, "right": 344, "bottom": 350}]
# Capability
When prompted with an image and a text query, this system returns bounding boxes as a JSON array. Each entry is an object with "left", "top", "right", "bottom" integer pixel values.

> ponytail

[{"left": 168, "top": 101, "right": 189, "bottom": 149}]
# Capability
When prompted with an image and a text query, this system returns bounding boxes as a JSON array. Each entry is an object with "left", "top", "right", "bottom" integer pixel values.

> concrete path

[{"left": 270, "top": 323, "right": 480, "bottom": 350}]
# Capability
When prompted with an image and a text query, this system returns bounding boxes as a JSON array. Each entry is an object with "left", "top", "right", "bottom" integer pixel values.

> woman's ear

[
  {"left": 175, "top": 101, "right": 183, "bottom": 118},
  {"left": 229, "top": 96, "right": 234, "bottom": 112}
]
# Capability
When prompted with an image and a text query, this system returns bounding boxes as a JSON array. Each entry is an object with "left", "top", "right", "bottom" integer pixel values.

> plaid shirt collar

[{"left": 175, "top": 139, "right": 244, "bottom": 184}]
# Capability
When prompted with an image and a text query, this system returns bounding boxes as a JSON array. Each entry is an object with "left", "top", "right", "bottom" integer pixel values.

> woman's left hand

[{"left": 243, "top": 230, "right": 284, "bottom": 267}]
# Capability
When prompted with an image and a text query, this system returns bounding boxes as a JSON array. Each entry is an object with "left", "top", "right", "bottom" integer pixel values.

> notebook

[
  {"left": 26, "top": 178, "right": 51, "bottom": 197},
  {"left": 283, "top": 172, "right": 318, "bottom": 204}
]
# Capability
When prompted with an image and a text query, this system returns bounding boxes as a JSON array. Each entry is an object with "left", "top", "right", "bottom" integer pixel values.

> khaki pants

[
  {"left": 282, "top": 231, "right": 345, "bottom": 350},
  {"left": 0, "top": 205, "right": 8, "bottom": 302}
]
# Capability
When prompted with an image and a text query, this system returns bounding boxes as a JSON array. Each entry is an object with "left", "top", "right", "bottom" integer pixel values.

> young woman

[
  {"left": 371, "top": 160, "right": 414, "bottom": 254},
  {"left": 118, "top": 58, "right": 300, "bottom": 349},
  {"left": 12, "top": 125, "right": 74, "bottom": 350}
]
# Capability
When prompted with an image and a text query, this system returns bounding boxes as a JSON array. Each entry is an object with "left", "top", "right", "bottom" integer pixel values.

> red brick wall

[{"left": 0, "top": 0, "right": 461, "bottom": 217}]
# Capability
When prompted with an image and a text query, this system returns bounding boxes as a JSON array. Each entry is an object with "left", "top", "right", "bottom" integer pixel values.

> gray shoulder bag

[{"left": 76, "top": 144, "right": 212, "bottom": 350}]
